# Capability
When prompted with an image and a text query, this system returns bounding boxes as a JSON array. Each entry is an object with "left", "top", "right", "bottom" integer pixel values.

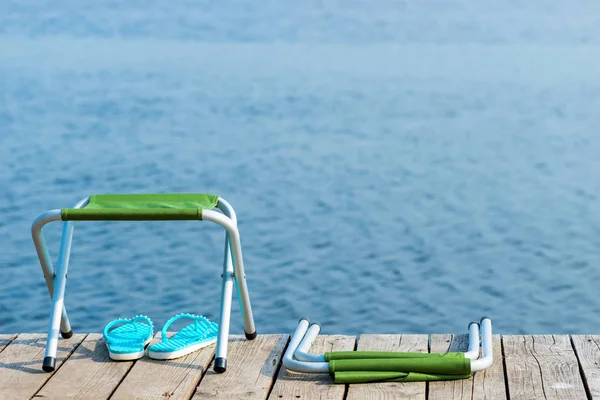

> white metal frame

[
  {"left": 283, "top": 317, "right": 493, "bottom": 375},
  {"left": 32, "top": 196, "right": 256, "bottom": 373}
]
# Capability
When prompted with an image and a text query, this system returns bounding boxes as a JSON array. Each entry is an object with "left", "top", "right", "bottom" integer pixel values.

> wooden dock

[{"left": 0, "top": 332, "right": 598, "bottom": 399}]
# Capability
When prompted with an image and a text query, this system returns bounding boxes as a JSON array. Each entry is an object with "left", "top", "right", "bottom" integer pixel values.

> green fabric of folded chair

[
  {"left": 326, "top": 351, "right": 471, "bottom": 383},
  {"left": 332, "top": 371, "right": 473, "bottom": 384}
]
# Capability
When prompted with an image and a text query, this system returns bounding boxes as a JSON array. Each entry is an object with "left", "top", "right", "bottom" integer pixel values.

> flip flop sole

[
  {"left": 106, "top": 337, "right": 152, "bottom": 361},
  {"left": 148, "top": 337, "right": 217, "bottom": 360}
]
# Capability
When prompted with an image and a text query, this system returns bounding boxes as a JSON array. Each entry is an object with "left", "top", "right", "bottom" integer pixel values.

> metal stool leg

[
  {"left": 42, "top": 221, "right": 75, "bottom": 372},
  {"left": 33, "top": 211, "right": 73, "bottom": 339},
  {"left": 228, "top": 227, "right": 256, "bottom": 339},
  {"left": 205, "top": 207, "right": 257, "bottom": 374},
  {"left": 214, "top": 234, "right": 235, "bottom": 373}
]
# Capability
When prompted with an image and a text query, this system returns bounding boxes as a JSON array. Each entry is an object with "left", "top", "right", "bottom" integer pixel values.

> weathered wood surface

[
  {"left": 428, "top": 334, "right": 507, "bottom": 400},
  {"left": 346, "top": 334, "right": 429, "bottom": 400},
  {"left": 192, "top": 334, "right": 288, "bottom": 400},
  {"left": 503, "top": 335, "right": 588, "bottom": 400},
  {"left": 572, "top": 335, "right": 600, "bottom": 399},
  {"left": 112, "top": 331, "right": 215, "bottom": 400},
  {"left": 269, "top": 335, "right": 356, "bottom": 400},
  {"left": 36, "top": 333, "right": 133, "bottom": 400},
  {"left": 0, "top": 334, "right": 17, "bottom": 353},
  {"left": 0, "top": 333, "right": 86, "bottom": 400},
  {"left": 0, "top": 333, "right": 597, "bottom": 399}
]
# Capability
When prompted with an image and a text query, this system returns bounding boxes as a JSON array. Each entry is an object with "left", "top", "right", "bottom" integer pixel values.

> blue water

[{"left": 1, "top": 1, "right": 599, "bottom": 336}]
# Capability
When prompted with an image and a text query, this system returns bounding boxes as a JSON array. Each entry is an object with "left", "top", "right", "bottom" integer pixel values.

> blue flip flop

[
  {"left": 103, "top": 315, "right": 154, "bottom": 361},
  {"left": 148, "top": 314, "right": 218, "bottom": 360}
]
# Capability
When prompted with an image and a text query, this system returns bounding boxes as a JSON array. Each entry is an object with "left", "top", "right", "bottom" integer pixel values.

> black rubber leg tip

[
  {"left": 42, "top": 356, "right": 56, "bottom": 372},
  {"left": 245, "top": 331, "right": 257, "bottom": 340},
  {"left": 214, "top": 357, "right": 227, "bottom": 373},
  {"left": 61, "top": 330, "right": 73, "bottom": 339}
]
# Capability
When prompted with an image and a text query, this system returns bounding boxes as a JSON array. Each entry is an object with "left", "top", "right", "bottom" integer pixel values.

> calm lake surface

[{"left": 1, "top": 1, "right": 599, "bottom": 335}]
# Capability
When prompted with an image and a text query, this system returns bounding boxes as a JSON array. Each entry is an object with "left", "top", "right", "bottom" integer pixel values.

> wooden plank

[
  {"left": 35, "top": 333, "right": 133, "bottom": 399},
  {"left": 428, "top": 334, "right": 507, "bottom": 400},
  {"left": 111, "top": 332, "right": 215, "bottom": 400},
  {"left": 0, "top": 333, "right": 86, "bottom": 400},
  {"left": 268, "top": 335, "right": 356, "bottom": 400},
  {"left": 571, "top": 335, "right": 600, "bottom": 398},
  {"left": 346, "top": 334, "right": 429, "bottom": 400},
  {"left": 0, "top": 334, "right": 17, "bottom": 354},
  {"left": 193, "top": 334, "right": 288, "bottom": 400},
  {"left": 504, "top": 335, "right": 587, "bottom": 400}
]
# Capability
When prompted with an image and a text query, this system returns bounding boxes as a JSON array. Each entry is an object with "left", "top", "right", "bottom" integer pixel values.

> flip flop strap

[
  {"left": 161, "top": 313, "right": 211, "bottom": 340},
  {"left": 103, "top": 315, "right": 153, "bottom": 343}
]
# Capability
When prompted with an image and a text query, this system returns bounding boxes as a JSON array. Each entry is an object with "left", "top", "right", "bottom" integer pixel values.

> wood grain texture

[
  {"left": 0, "top": 333, "right": 86, "bottom": 400},
  {"left": 0, "top": 334, "right": 17, "bottom": 354},
  {"left": 428, "top": 334, "right": 507, "bottom": 400},
  {"left": 111, "top": 331, "right": 215, "bottom": 400},
  {"left": 504, "top": 335, "right": 587, "bottom": 400},
  {"left": 346, "top": 334, "right": 429, "bottom": 400},
  {"left": 36, "top": 333, "right": 134, "bottom": 400},
  {"left": 193, "top": 334, "right": 288, "bottom": 400},
  {"left": 268, "top": 335, "right": 356, "bottom": 400},
  {"left": 571, "top": 335, "right": 600, "bottom": 399},
  {"left": 2, "top": 332, "right": 599, "bottom": 399}
]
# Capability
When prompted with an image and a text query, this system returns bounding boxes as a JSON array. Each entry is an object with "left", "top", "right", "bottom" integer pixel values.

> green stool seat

[{"left": 61, "top": 193, "right": 219, "bottom": 220}]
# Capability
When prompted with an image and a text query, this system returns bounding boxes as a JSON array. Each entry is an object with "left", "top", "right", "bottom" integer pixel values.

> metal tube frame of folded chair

[
  {"left": 32, "top": 195, "right": 256, "bottom": 373},
  {"left": 282, "top": 317, "right": 493, "bottom": 381}
]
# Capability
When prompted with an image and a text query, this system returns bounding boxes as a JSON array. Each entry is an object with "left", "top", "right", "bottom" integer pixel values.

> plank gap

[
  {"left": 0, "top": 334, "right": 18, "bottom": 354},
  {"left": 37, "top": 333, "right": 143, "bottom": 400},
  {"left": 106, "top": 357, "right": 138, "bottom": 399},
  {"left": 31, "top": 333, "right": 89, "bottom": 399},
  {"left": 0, "top": 333, "right": 87, "bottom": 399},
  {"left": 571, "top": 335, "right": 600, "bottom": 399},
  {"left": 501, "top": 335, "right": 511, "bottom": 400},
  {"left": 194, "top": 334, "right": 288, "bottom": 399},
  {"left": 570, "top": 335, "right": 592, "bottom": 400},
  {"left": 31, "top": 334, "right": 91, "bottom": 400},
  {"left": 269, "top": 335, "right": 355, "bottom": 400},
  {"left": 347, "top": 334, "right": 428, "bottom": 400},
  {"left": 425, "top": 333, "right": 433, "bottom": 400},
  {"left": 111, "top": 331, "right": 216, "bottom": 400},
  {"left": 263, "top": 335, "right": 289, "bottom": 400},
  {"left": 341, "top": 336, "right": 358, "bottom": 400},
  {"left": 503, "top": 335, "right": 587, "bottom": 399},
  {"left": 181, "top": 351, "right": 216, "bottom": 399}
]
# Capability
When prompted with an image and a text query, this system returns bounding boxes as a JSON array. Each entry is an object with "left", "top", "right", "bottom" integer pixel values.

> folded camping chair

[
  {"left": 32, "top": 193, "right": 256, "bottom": 373},
  {"left": 283, "top": 318, "right": 494, "bottom": 383}
]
